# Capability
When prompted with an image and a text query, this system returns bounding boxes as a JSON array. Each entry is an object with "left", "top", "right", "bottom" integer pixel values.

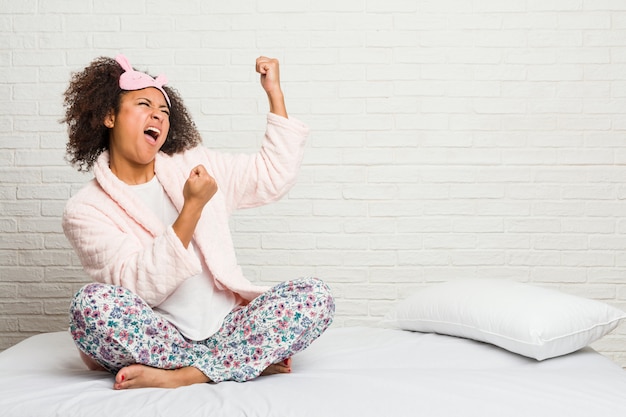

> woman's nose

[{"left": 151, "top": 108, "right": 164, "bottom": 121}]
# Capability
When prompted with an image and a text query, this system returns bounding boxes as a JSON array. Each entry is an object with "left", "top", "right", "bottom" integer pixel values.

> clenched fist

[
  {"left": 182, "top": 165, "right": 217, "bottom": 209},
  {"left": 256, "top": 56, "right": 287, "bottom": 118},
  {"left": 256, "top": 56, "right": 282, "bottom": 96}
]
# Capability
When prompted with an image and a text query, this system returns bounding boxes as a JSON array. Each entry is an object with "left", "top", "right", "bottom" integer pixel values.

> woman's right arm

[
  {"left": 63, "top": 201, "right": 203, "bottom": 307},
  {"left": 172, "top": 164, "right": 217, "bottom": 248}
]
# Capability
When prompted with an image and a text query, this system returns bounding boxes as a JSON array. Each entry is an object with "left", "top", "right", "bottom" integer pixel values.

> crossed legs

[{"left": 70, "top": 278, "right": 335, "bottom": 389}]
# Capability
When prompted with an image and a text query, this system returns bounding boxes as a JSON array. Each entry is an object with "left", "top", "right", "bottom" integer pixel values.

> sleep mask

[{"left": 115, "top": 54, "right": 171, "bottom": 106}]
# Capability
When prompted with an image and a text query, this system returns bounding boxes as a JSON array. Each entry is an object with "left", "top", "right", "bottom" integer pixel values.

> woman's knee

[
  {"left": 69, "top": 283, "right": 136, "bottom": 332},
  {"left": 69, "top": 283, "right": 152, "bottom": 373},
  {"left": 70, "top": 283, "right": 106, "bottom": 328},
  {"left": 72, "top": 282, "right": 112, "bottom": 304},
  {"left": 71, "top": 283, "right": 111, "bottom": 317},
  {"left": 293, "top": 277, "right": 336, "bottom": 321},
  {"left": 303, "top": 277, "right": 334, "bottom": 301}
]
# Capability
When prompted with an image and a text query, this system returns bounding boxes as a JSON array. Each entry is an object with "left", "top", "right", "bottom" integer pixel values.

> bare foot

[
  {"left": 114, "top": 365, "right": 210, "bottom": 390},
  {"left": 114, "top": 358, "right": 292, "bottom": 389},
  {"left": 261, "top": 357, "right": 292, "bottom": 376}
]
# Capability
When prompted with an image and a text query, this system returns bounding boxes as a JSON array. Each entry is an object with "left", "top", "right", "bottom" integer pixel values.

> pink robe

[{"left": 63, "top": 113, "right": 309, "bottom": 307}]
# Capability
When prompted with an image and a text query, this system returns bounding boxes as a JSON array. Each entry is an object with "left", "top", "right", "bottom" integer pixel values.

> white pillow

[{"left": 381, "top": 279, "right": 626, "bottom": 360}]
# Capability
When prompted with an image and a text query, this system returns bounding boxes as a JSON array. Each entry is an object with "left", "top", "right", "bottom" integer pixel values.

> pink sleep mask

[{"left": 115, "top": 54, "right": 171, "bottom": 106}]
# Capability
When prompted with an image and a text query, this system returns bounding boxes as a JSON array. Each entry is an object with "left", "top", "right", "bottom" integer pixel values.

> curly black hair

[{"left": 61, "top": 56, "right": 201, "bottom": 172}]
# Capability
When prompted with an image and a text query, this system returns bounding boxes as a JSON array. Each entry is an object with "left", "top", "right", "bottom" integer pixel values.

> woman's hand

[
  {"left": 256, "top": 56, "right": 287, "bottom": 118},
  {"left": 173, "top": 165, "right": 217, "bottom": 248},
  {"left": 182, "top": 165, "right": 217, "bottom": 210}
]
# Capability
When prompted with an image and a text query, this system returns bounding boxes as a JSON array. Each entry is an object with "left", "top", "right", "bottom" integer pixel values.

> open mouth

[{"left": 144, "top": 127, "right": 161, "bottom": 142}]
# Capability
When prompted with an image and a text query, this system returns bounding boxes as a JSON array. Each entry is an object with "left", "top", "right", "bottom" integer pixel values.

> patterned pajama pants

[{"left": 69, "top": 277, "right": 335, "bottom": 383}]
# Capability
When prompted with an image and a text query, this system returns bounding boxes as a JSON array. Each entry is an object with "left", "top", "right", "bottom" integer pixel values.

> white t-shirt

[{"left": 130, "top": 176, "right": 238, "bottom": 341}]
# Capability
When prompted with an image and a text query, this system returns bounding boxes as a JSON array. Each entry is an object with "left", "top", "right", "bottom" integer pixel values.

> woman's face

[{"left": 105, "top": 87, "right": 170, "bottom": 182}]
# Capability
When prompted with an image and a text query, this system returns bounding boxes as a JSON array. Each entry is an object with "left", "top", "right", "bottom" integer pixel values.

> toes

[
  {"left": 114, "top": 365, "right": 142, "bottom": 390},
  {"left": 114, "top": 370, "right": 128, "bottom": 390}
]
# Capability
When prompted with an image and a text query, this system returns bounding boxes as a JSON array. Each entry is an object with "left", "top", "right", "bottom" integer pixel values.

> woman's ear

[{"left": 104, "top": 110, "right": 115, "bottom": 129}]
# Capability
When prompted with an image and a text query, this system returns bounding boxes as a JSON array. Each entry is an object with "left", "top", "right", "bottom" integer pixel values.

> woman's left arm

[
  {"left": 207, "top": 113, "right": 309, "bottom": 212},
  {"left": 203, "top": 57, "right": 310, "bottom": 212}
]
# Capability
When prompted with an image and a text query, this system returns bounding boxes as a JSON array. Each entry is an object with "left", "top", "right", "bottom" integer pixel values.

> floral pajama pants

[{"left": 69, "top": 277, "right": 335, "bottom": 383}]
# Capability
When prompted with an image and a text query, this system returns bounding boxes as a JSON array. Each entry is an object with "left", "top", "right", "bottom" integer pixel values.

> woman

[{"left": 61, "top": 54, "right": 334, "bottom": 390}]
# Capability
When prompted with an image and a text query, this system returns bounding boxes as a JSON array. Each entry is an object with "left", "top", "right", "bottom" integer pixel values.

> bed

[{"left": 1, "top": 279, "right": 625, "bottom": 417}]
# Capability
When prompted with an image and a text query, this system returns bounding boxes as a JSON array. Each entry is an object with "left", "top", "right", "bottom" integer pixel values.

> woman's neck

[{"left": 109, "top": 159, "right": 156, "bottom": 185}]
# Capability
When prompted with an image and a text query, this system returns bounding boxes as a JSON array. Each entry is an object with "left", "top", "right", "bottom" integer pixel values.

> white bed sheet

[{"left": 1, "top": 327, "right": 625, "bottom": 417}]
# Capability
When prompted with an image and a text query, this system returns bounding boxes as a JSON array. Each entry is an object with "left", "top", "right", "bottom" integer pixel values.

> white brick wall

[{"left": 2, "top": 0, "right": 626, "bottom": 367}]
